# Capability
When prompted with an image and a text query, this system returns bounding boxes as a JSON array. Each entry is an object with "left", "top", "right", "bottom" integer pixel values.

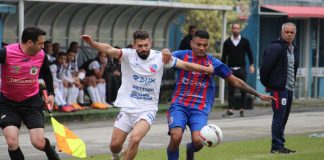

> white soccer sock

[
  {"left": 94, "top": 86, "right": 101, "bottom": 103},
  {"left": 63, "top": 87, "right": 68, "bottom": 102},
  {"left": 72, "top": 86, "right": 79, "bottom": 104},
  {"left": 100, "top": 83, "right": 107, "bottom": 103},
  {"left": 111, "top": 152, "right": 121, "bottom": 160},
  {"left": 58, "top": 82, "right": 64, "bottom": 96},
  {"left": 54, "top": 89, "right": 63, "bottom": 106},
  {"left": 78, "top": 89, "right": 84, "bottom": 104},
  {"left": 99, "top": 83, "right": 107, "bottom": 103},
  {"left": 66, "top": 87, "right": 73, "bottom": 104},
  {"left": 54, "top": 88, "right": 65, "bottom": 106},
  {"left": 87, "top": 86, "right": 98, "bottom": 103}
]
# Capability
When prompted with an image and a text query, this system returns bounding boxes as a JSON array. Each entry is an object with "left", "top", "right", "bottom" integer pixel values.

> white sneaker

[
  {"left": 110, "top": 154, "right": 120, "bottom": 160},
  {"left": 111, "top": 149, "right": 125, "bottom": 160}
]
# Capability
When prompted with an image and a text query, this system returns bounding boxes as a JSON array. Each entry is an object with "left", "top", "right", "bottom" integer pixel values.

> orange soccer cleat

[
  {"left": 58, "top": 105, "right": 75, "bottom": 112},
  {"left": 91, "top": 102, "right": 108, "bottom": 109}
]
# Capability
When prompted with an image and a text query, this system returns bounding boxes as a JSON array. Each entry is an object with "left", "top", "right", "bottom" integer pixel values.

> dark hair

[
  {"left": 68, "top": 41, "right": 79, "bottom": 53},
  {"left": 58, "top": 51, "right": 67, "bottom": 57},
  {"left": 44, "top": 41, "right": 52, "bottom": 47},
  {"left": 44, "top": 40, "right": 52, "bottom": 45},
  {"left": 194, "top": 30, "right": 209, "bottom": 39},
  {"left": 53, "top": 42, "right": 60, "bottom": 47},
  {"left": 69, "top": 41, "right": 79, "bottom": 48},
  {"left": 189, "top": 25, "right": 197, "bottom": 31},
  {"left": 231, "top": 23, "right": 241, "bottom": 29},
  {"left": 66, "top": 48, "right": 75, "bottom": 54},
  {"left": 21, "top": 27, "right": 46, "bottom": 43},
  {"left": 133, "top": 31, "right": 150, "bottom": 41}
]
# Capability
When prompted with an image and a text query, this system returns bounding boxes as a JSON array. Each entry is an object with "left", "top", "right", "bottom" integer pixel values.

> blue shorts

[{"left": 167, "top": 104, "right": 207, "bottom": 132}]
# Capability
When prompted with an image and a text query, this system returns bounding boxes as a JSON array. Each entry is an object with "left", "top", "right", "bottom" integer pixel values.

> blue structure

[
  {"left": 0, "top": 4, "right": 16, "bottom": 47},
  {"left": 0, "top": 0, "right": 231, "bottom": 50},
  {"left": 0, "top": 0, "right": 232, "bottom": 103},
  {"left": 242, "top": 0, "right": 324, "bottom": 99}
]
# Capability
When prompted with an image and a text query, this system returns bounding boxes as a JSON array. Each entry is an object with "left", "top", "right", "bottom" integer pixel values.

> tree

[{"left": 179, "top": 0, "right": 251, "bottom": 54}]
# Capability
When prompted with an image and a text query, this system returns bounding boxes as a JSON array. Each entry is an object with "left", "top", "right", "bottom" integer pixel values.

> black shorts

[{"left": 0, "top": 93, "right": 45, "bottom": 129}]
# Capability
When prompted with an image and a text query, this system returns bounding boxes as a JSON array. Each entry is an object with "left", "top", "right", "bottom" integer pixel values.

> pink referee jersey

[{"left": 1, "top": 43, "right": 45, "bottom": 101}]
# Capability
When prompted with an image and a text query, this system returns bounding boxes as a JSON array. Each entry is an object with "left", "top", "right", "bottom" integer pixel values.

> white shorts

[{"left": 113, "top": 110, "right": 156, "bottom": 133}]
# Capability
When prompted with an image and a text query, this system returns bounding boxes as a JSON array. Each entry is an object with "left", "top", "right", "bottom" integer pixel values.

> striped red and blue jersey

[{"left": 171, "top": 50, "right": 232, "bottom": 114}]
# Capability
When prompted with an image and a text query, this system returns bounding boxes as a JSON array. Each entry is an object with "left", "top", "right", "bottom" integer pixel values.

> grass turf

[{"left": 66, "top": 134, "right": 324, "bottom": 160}]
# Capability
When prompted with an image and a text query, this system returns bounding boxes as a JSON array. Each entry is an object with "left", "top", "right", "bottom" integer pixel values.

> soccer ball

[{"left": 199, "top": 124, "right": 223, "bottom": 147}]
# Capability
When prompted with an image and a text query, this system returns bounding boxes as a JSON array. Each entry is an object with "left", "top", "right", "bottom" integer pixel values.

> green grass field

[{"left": 67, "top": 134, "right": 324, "bottom": 160}]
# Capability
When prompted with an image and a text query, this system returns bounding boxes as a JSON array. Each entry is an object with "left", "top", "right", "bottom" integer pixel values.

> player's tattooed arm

[{"left": 226, "top": 75, "right": 275, "bottom": 101}]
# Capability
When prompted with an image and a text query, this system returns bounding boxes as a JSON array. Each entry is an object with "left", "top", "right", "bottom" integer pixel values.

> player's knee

[
  {"left": 110, "top": 141, "right": 122, "bottom": 152},
  {"left": 129, "top": 135, "right": 142, "bottom": 146},
  {"left": 170, "top": 132, "right": 182, "bottom": 144},
  {"left": 31, "top": 138, "right": 45, "bottom": 150},
  {"left": 6, "top": 137, "right": 19, "bottom": 149}
]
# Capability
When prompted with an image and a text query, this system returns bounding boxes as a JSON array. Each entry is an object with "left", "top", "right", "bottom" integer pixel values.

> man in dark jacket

[
  {"left": 179, "top": 25, "right": 197, "bottom": 50},
  {"left": 260, "top": 22, "right": 299, "bottom": 154}
]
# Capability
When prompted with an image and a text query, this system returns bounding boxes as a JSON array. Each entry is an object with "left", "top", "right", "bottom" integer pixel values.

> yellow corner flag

[{"left": 51, "top": 117, "right": 87, "bottom": 158}]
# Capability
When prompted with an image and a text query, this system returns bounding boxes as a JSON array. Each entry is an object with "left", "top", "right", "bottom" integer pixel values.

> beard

[
  {"left": 137, "top": 51, "right": 150, "bottom": 60},
  {"left": 233, "top": 32, "right": 240, "bottom": 37}
]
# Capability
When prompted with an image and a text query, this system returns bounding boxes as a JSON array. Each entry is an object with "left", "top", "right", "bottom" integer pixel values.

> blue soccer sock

[
  {"left": 187, "top": 142, "right": 202, "bottom": 152},
  {"left": 167, "top": 147, "right": 179, "bottom": 160},
  {"left": 186, "top": 142, "right": 203, "bottom": 160}
]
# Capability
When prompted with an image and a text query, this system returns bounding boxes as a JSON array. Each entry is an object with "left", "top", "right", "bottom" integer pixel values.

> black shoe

[
  {"left": 186, "top": 143, "right": 194, "bottom": 160},
  {"left": 240, "top": 110, "right": 244, "bottom": 117},
  {"left": 271, "top": 147, "right": 296, "bottom": 154},
  {"left": 47, "top": 145, "right": 60, "bottom": 160},
  {"left": 223, "top": 111, "right": 234, "bottom": 117}
]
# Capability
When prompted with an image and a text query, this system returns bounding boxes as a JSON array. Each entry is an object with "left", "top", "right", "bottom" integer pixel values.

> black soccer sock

[
  {"left": 8, "top": 147, "right": 24, "bottom": 160},
  {"left": 43, "top": 138, "right": 60, "bottom": 160}
]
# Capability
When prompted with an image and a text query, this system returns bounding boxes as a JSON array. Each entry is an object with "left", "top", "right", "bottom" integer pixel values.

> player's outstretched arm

[
  {"left": 175, "top": 59, "right": 214, "bottom": 74},
  {"left": 81, "top": 35, "right": 121, "bottom": 59},
  {"left": 226, "top": 74, "right": 275, "bottom": 101}
]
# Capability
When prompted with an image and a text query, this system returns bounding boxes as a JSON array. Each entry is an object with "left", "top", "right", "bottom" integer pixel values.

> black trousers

[
  {"left": 270, "top": 89, "right": 293, "bottom": 150},
  {"left": 228, "top": 68, "right": 246, "bottom": 109},
  {"left": 105, "top": 74, "right": 121, "bottom": 103}
]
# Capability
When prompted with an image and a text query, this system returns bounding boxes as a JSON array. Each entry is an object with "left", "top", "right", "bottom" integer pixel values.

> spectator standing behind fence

[
  {"left": 179, "top": 25, "right": 197, "bottom": 50},
  {"left": 260, "top": 22, "right": 298, "bottom": 154},
  {"left": 221, "top": 23, "right": 255, "bottom": 117}
]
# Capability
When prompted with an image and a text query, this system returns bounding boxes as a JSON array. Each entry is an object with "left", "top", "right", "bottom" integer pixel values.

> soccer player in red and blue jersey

[{"left": 166, "top": 30, "right": 275, "bottom": 160}]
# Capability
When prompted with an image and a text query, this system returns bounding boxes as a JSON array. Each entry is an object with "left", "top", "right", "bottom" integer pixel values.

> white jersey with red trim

[{"left": 114, "top": 48, "right": 176, "bottom": 113}]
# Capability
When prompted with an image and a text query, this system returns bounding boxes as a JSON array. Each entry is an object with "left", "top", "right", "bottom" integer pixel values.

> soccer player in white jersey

[
  {"left": 81, "top": 31, "right": 214, "bottom": 160},
  {"left": 49, "top": 52, "right": 75, "bottom": 112},
  {"left": 86, "top": 51, "right": 111, "bottom": 107},
  {"left": 66, "top": 49, "right": 85, "bottom": 110}
]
